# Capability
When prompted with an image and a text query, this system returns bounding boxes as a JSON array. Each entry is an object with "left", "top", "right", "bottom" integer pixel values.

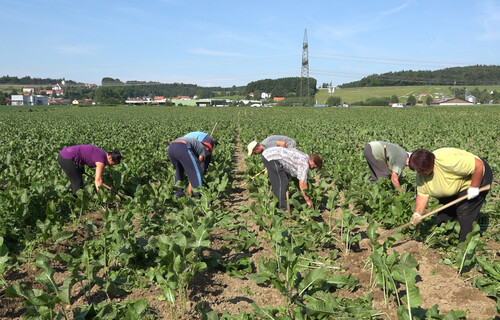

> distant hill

[
  {"left": 340, "top": 65, "right": 500, "bottom": 88},
  {"left": 0, "top": 75, "right": 246, "bottom": 98},
  {"left": 315, "top": 84, "right": 500, "bottom": 105},
  {"left": 0, "top": 75, "right": 81, "bottom": 86}
]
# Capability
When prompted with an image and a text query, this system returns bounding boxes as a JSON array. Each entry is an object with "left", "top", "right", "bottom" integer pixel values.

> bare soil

[{"left": 1, "top": 126, "right": 498, "bottom": 319}]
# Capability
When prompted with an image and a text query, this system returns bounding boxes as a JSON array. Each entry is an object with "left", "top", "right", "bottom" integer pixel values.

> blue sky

[{"left": 1, "top": 0, "right": 499, "bottom": 88}]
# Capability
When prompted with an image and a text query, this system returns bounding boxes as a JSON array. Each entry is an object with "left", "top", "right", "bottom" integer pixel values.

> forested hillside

[
  {"left": 0, "top": 76, "right": 80, "bottom": 87},
  {"left": 245, "top": 77, "right": 317, "bottom": 97},
  {"left": 341, "top": 65, "right": 500, "bottom": 88}
]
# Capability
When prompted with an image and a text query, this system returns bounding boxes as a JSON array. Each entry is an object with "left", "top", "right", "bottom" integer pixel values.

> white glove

[
  {"left": 410, "top": 212, "right": 422, "bottom": 226},
  {"left": 467, "top": 187, "right": 480, "bottom": 200}
]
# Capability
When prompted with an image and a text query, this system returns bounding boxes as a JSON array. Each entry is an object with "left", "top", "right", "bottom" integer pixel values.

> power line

[{"left": 311, "top": 52, "right": 473, "bottom": 67}]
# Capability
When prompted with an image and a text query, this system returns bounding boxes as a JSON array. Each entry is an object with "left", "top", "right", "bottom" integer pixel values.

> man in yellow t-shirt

[{"left": 408, "top": 148, "right": 493, "bottom": 242}]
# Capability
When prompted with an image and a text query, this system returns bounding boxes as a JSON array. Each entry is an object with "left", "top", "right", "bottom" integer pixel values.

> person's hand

[
  {"left": 306, "top": 200, "right": 313, "bottom": 208},
  {"left": 467, "top": 187, "right": 480, "bottom": 200},
  {"left": 306, "top": 198, "right": 313, "bottom": 208},
  {"left": 410, "top": 212, "right": 422, "bottom": 226},
  {"left": 95, "top": 182, "right": 102, "bottom": 192}
]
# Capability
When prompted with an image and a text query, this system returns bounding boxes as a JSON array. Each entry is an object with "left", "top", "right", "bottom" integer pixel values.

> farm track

[{"left": 187, "top": 115, "right": 286, "bottom": 316}]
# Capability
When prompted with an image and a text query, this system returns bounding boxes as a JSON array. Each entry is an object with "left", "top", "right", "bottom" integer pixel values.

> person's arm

[
  {"left": 391, "top": 171, "right": 402, "bottom": 192},
  {"left": 414, "top": 194, "right": 429, "bottom": 214},
  {"left": 299, "top": 180, "right": 313, "bottom": 208},
  {"left": 277, "top": 140, "right": 286, "bottom": 147},
  {"left": 470, "top": 158, "right": 484, "bottom": 187},
  {"left": 410, "top": 194, "right": 429, "bottom": 225},
  {"left": 196, "top": 142, "right": 206, "bottom": 163},
  {"left": 94, "top": 162, "right": 105, "bottom": 191},
  {"left": 467, "top": 158, "right": 484, "bottom": 199}
]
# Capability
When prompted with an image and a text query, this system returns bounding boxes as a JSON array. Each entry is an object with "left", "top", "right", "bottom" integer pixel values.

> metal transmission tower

[{"left": 300, "top": 29, "right": 310, "bottom": 99}]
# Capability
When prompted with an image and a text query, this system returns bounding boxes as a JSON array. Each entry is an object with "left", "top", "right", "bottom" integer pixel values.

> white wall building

[{"left": 11, "top": 94, "right": 49, "bottom": 106}]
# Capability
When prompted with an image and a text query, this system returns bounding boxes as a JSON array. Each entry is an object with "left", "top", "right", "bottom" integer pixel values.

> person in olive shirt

[
  {"left": 247, "top": 135, "right": 297, "bottom": 156},
  {"left": 409, "top": 148, "right": 493, "bottom": 242},
  {"left": 363, "top": 141, "right": 410, "bottom": 192}
]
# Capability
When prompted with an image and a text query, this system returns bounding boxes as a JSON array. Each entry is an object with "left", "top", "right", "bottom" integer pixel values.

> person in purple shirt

[{"left": 58, "top": 145, "right": 122, "bottom": 196}]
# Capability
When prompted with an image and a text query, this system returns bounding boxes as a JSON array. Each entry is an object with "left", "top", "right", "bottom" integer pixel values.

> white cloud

[
  {"left": 190, "top": 48, "right": 248, "bottom": 57},
  {"left": 315, "top": 2, "right": 411, "bottom": 42},
  {"left": 380, "top": 2, "right": 410, "bottom": 17},
  {"left": 57, "top": 44, "right": 97, "bottom": 55}
]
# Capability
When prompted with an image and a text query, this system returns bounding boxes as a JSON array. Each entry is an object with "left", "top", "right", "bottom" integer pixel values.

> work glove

[
  {"left": 467, "top": 187, "right": 480, "bottom": 200},
  {"left": 410, "top": 212, "right": 422, "bottom": 226}
]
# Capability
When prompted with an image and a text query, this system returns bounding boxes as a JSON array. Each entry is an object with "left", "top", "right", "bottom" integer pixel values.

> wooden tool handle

[
  {"left": 379, "top": 184, "right": 491, "bottom": 240},
  {"left": 240, "top": 168, "right": 266, "bottom": 187}
]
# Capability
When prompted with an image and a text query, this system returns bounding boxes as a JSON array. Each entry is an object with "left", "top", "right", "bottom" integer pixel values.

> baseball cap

[
  {"left": 202, "top": 142, "right": 213, "bottom": 151},
  {"left": 247, "top": 141, "right": 257, "bottom": 156}
]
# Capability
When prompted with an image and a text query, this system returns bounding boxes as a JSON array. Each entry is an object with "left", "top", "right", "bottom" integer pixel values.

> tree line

[
  {"left": 341, "top": 65, "right": 500, "bottom": 88},
  {"left": 246, "top": 77, "right": 317, "bottom": 98},
  {"left": 100, "top": 77, "right": 246, "bottom": 99},
  {"left": 0, "top": 76, "right": 79, "bottom": 86}
]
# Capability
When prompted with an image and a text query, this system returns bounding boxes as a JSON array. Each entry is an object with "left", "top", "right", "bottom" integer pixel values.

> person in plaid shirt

[{"left": 261, "top": 147, "right": 322, "bottom": 211}]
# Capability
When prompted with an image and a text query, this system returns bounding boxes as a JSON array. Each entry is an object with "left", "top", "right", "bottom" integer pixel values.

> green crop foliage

[{"left": 1, "top": 105, "right": 499, "bottom": 318}]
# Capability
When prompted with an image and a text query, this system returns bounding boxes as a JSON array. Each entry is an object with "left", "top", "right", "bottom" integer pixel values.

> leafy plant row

[{"left": 0, "top": 105, "right": 499, "bottom": 319}]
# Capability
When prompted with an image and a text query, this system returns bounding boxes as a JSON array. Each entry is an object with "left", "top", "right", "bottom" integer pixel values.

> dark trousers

[
  {"left": 167, "top": 142, "right": 203, "bottom": 198},
  {"left": 58, "top": 154, "right": 85, "bottom": 196},
  {"left": 436, "top": 159, "right": 493, "bottom": 242},
  {"left": 364, "top": 144, "right": 391, "bottom": 183},
  {"left": 262, "top": 156, "right": 289, "bottom": 210}
]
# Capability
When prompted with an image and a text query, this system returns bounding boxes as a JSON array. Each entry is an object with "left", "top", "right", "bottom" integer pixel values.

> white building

[{"left": 11, "top": 94, "right": 49, "bottom": 106}]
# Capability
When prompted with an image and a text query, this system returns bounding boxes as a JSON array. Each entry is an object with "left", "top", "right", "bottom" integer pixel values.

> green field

[
  {"left": 314, "top": 85, "right": 500, "bottom": 105},
  {"left": 0, "top": 105, "right": 499, "bottom": 319}
]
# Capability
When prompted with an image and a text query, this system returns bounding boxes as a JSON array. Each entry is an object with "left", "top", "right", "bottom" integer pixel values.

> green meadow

[{"left": 314, "top": 85, "right": 500, "bottom": 105}]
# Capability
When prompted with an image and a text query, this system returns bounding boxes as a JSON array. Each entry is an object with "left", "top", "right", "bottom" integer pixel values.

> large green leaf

[{"left": 297, "top": 267, "right": 327, "bottom": 296}]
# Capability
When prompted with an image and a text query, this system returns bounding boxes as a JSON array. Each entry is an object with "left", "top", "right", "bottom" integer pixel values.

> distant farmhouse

[{"left": 430, "top": 97, "right": 474, "bottom": 106}]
